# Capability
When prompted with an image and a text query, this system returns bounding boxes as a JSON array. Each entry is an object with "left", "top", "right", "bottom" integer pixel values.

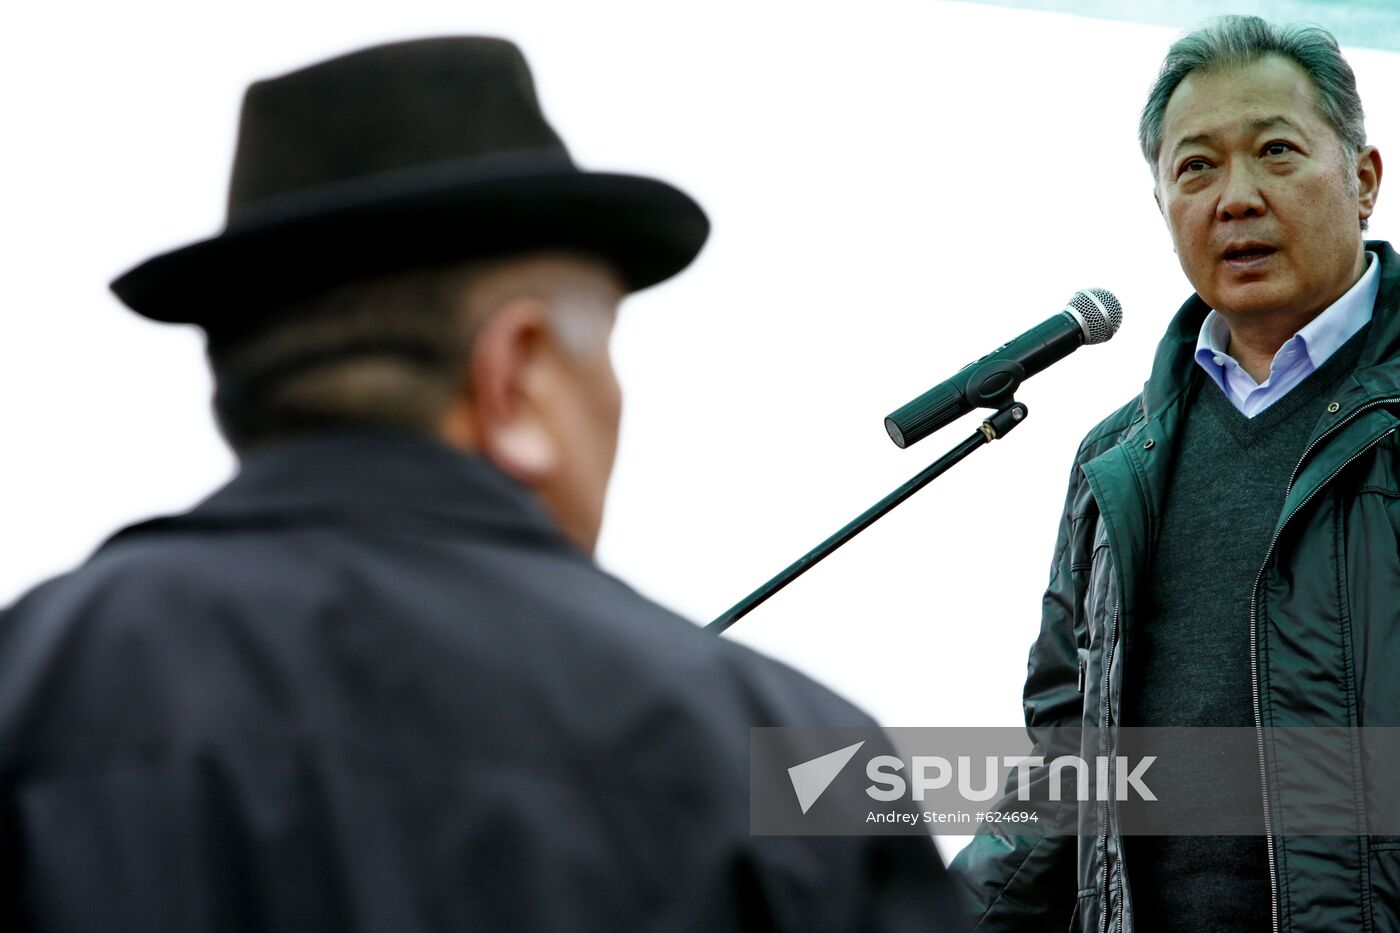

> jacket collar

[
  {"left": 103, "top": 426, "right": 572, "bottom": 551},
  {"left": 1140, "top": 239, "right": 1400, "bottom": 423}
]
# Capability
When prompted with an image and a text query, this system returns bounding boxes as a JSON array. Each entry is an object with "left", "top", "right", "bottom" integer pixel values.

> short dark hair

[
  {"left": 205, "top": 264, "right": 481, "bottom": 455},
  {"left": 1139, "top": 16, "right": 1367, "bottom": 209}
]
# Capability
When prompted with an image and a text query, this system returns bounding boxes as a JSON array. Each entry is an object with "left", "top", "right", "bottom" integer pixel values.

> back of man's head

[
  {"left": 108, "top": 37, "right": 710, "bottom": 552},
  {"left": 206, "top": 264, "right": 477, "bottom": 455},
  {"left": 206, "top": 251, "right": 627, "bottom": 551}
]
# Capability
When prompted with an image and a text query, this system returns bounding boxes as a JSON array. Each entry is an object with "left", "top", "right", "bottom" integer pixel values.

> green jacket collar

[{"left": 1139, "top": 239, "right": 1400, "bottom": 424}]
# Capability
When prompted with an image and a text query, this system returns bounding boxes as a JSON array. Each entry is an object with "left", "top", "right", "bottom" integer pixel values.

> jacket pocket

[
  {"left": 1068, "top": 889, "right": 1099, "bottom": 933},
  {"left": 1371, "top": 842, "right": 1400, "bottom": 931}
]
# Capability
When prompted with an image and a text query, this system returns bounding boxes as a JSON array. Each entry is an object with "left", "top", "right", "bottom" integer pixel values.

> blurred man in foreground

[
  {"left": 0, "top": 37, "right": 962, "bottom": 932},
  {"left": 951, "top": 15, "right": 1398, "bottom": 932}
]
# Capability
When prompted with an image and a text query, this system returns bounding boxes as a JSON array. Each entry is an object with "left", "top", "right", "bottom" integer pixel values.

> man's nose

[{"left": 1216, "top": 161, "right": 1267, "bottom": 221}]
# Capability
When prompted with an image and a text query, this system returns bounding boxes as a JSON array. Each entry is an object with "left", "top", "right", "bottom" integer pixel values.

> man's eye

[
  {"left": 1179, "top": 158, "right": 1210, "bottom": 175},
  {"left": 1263, "top": 141, "right": 1294, "bottom": 156}
]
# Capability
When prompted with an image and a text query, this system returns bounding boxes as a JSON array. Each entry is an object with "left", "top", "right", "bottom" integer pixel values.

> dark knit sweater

[{"left": 1119, "top": 325, "right": 1369, "bottom": 931}]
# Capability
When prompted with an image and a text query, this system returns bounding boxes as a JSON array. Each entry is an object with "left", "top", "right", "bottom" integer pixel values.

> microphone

[{"left": 884, "top": 288, "right": 1122, "bottom": 448}]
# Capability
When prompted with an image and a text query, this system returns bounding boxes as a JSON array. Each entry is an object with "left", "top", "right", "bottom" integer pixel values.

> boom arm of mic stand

[{"left": 707, "top": 401, "right": 1029, "bottom": 635}]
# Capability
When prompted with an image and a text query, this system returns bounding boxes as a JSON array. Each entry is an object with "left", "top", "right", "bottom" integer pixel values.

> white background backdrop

[{"left": 3, "top": 0, "right": 1397, "bottom": 860}]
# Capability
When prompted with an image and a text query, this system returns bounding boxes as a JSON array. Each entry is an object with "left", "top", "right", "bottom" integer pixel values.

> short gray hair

[
  {"left": 204, "top": 252, "right": 618, "bottom": 456},
  {"left": 1139, "top": 16, "right": 1367, "bottom": 180},
  {"left": 206, "top": 264, "right": 484, "bottom": 455}
]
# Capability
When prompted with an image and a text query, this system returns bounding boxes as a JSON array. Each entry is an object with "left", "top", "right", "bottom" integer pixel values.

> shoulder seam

[{"left": 1074, "top": 396, "right": 1142, "bottom": 462}]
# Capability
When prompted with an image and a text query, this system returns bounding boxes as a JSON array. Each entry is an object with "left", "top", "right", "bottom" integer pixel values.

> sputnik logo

[{"left": 787, "top": 741, "right": 865, "bottom": 814}]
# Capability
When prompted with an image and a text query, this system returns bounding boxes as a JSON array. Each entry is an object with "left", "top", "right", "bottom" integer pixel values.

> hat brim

[{"left": 110, "top": 162, "right": 710, "bottom": 327}]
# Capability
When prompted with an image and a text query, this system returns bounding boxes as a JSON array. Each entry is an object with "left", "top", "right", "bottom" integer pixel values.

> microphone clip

[
  {"left": 966, "top": 360, "right": 1026, "bottom": 409},
  {"left": 977, "top": 400, "right": 1029, "bottom": 442}
]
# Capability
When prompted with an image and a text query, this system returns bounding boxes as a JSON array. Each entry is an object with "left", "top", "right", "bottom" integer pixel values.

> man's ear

[
  {"left": 467, "top": 297, "right": 560, "bottom": 485},
  {"left": 1357, "top": 145, "right": 1383, "bottom": 222}
]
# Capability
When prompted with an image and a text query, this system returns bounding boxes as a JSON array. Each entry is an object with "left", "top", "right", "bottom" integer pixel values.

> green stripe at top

[{"left": 958, "top": 0, "right": 1400, "bottom": 53}]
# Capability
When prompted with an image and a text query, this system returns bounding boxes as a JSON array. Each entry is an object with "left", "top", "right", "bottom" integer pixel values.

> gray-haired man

[
  {"left": 0, "top": 37, "right": 966, "bottom": 932},
  {"left": 951, "top": 16, "right": 1398, "bottom": 932}
]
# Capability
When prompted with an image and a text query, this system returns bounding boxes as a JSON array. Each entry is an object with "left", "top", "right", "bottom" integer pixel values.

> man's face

[{"left": 1155, "top": 55, "right": 1375, "bottom": 324}]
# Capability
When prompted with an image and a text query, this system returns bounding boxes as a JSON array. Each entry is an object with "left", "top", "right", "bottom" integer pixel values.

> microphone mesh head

[{"left": 1066, "top": 288, "right": 1123, "bottom": 345}]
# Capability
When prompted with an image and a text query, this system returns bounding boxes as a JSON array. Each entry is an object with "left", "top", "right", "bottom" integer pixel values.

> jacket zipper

[
  {"left": 1100, "top": 601, "right": 1121, "bottom": 933},
  {"left": 1248, "top": 396, "right": 1400, "bottom": 933}
]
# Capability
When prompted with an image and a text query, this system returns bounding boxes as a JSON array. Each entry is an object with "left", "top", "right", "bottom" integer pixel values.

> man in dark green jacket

[{"left": 950, "top": 16, "right": 1400, "bottom": 932}]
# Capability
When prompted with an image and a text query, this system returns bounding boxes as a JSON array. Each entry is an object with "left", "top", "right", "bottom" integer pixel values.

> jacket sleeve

[{"left": 947, "top": 453, "right": 1090, "bottom": 931}]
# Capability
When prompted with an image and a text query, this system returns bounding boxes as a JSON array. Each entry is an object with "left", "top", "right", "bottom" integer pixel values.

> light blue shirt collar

[{"left": 1194, "top": 249, "right": 1379, "bottom": 416}]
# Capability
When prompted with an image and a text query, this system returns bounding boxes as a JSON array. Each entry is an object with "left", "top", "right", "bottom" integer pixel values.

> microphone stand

[{"left": 707, "top": 401, "right": 1028, "bottom": 635}]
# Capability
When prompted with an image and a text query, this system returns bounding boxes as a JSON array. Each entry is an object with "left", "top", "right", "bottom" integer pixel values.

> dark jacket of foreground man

[
  {"left": 951, "top": 241, "right": 1400, "bottom": 932},
  {"left": 0, "top": 429, "right": 960, "bottom": 932}
]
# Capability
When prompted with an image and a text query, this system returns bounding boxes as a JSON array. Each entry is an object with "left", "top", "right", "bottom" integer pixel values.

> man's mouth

[{"left": 1222, "top": 245, "right": 1278, "bottom": 269}]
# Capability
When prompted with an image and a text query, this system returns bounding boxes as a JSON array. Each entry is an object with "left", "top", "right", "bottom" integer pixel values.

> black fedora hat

[{"left": 111, "top": 36, "right": 709, "bottom": 327}]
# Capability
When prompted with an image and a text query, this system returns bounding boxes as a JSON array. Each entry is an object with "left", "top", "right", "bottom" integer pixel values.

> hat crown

[{"left": 227, "top": 37, "right": 571, "bottom": 218}]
